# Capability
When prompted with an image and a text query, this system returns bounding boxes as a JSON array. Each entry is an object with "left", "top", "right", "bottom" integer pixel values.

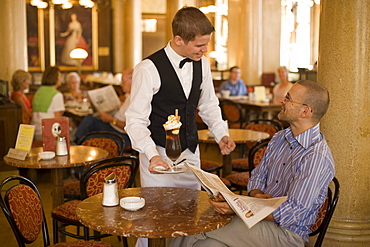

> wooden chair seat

[
  {"left": 225, "top": 172, "right": 249, "bottom": 187},
  {"left": 52, "top": 200, "right": 81, "bottom": 221},
  {"left": 64, "top": 181, "right": 81, "bottom": 200},
  {"left": 201, "top": 160, "right": 223, "bottom": 176}
]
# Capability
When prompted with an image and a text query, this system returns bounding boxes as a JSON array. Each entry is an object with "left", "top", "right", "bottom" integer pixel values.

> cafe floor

[{"left": 0, "top": 143, "right": 316, "bottom": 247}]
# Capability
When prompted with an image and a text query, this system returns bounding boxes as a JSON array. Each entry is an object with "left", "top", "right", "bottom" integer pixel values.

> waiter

[{"left": 125, "top": 6, "right": 235, "bottom": 195}]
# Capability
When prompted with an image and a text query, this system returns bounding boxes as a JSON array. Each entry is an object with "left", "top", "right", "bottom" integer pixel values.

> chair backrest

[
  {"left": 76, "top": 131, "right": 125, "bottom": 158},
  {"left": 219, "top": 99, "right": 244, "bottom": 128},
  {"left": 309, "top": 177, "right": 340, "bottom": 247},
  {"left": 80, "top": 155, "right": 139, "bottom": 199},
  {"left": 0, "top": 176, "right": 50, "bottom": 247},
  {"left": 244, "top": 119, "right": 283, "bottom": 138},
  {"left": 248, "top": 138, "right": 271, "bottom": 175}
]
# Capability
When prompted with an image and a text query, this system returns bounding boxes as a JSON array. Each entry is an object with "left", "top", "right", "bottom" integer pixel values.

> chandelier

[{"left": 30, "top": 0, "right": 95, "bottom": 9}]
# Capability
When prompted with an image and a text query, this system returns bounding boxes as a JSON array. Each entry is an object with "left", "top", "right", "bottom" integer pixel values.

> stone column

[
  {"left": 228, "top": 0, "right": 280, "bottom": 85},
  {"left": 112, "top": 0, "right": 141, "bottom": 71},
  {"left": 112, "top": 0, "right": 125, "bottom": 72},
  {"left": 166, "top": 0, "right": 182, "bottom": 42},
  {"left": 319, "top": 1, "right": 370, "bottom": 246},
  {"left": 0, "top": 0, "right": 28, "bottom": 91},
  {"left": 227, "top": 0, "right": 259, "bottom": 85}
]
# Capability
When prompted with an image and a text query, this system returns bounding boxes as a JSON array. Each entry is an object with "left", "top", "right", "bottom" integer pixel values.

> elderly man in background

[{"left": 74, "top": 69, "right": 133, "bottom": 147}]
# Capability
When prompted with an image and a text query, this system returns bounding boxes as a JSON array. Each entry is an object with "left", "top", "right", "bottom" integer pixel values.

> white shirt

[
  {"left": 32, "top": 93, "right": 65, "bottom": 137},
  {"left": 125, "top": 42, "right": 228, "bottom": 161}
]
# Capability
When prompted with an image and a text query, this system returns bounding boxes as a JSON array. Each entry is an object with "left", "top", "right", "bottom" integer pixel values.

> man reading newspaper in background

[
  {"left": 172, "top": 80, "right": 335, "bottom": 247},
  {"left": 74, "top": 69, "right": 133, "bottom": 147}
]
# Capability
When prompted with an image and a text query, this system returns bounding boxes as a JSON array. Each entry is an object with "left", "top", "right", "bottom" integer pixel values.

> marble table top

[
  {"left": 3, "top": 145, "right": 109, "bottom": 169},
  {"left": 76, "top": 187, "right": 234, "bottom": 239},
  {"left": 198, "top": 129, "right": 269, "bottom": 144}
]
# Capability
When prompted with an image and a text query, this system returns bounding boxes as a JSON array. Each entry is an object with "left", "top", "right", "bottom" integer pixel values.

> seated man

[
  {"left": 218, "top": 66, "right": 248, "bottom": 96},
  {"left": 74, "top": 69, "right": 133, "bottom": 147},
  {"left": 171, "top": 80, "right": 335, "bottom": 247}
]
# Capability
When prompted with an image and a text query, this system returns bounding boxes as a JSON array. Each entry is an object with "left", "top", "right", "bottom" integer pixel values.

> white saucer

[{"left": 153, "top": 165, "right": 187, "bottom": 174}]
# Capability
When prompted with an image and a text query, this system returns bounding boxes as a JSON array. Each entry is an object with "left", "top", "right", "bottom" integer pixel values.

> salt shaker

[
  {"left": 56, "top": 136, "right": 68, "bottom": 156},
  {"left": 102, "top": 172, "right": 119, "bottom": 206}
]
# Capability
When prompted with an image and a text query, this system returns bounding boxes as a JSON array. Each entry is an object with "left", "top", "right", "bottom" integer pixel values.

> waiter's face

[{"left": 176, "top": 34, "right": 211, "bottom": 61}]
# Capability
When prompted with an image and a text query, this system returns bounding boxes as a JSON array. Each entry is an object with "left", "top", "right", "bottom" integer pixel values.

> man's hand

[
  {"left": 99, "top": 112, "right": 114, "bottom": 123},
  {"left": 149, "top": 156, "right": 170, "bottom": 174},
  {"left": 248, "top": 189, "right": 272, "bottom": 199},
  {"left": 208, "top": 194, "right": 235, "bottom": 215},
  {"left": 218, "top": 136, "right": 236, "bottom": 155}
]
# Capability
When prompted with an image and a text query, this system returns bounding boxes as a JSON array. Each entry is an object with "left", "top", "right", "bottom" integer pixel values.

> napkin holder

[{"left": 102, "top": 172, "right": 119, "bottom": 206}]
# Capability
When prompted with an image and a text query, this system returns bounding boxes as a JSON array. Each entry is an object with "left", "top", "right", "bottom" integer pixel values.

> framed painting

[
  {"left": 26, "top": 2, "right": 45, "bottom": 72},
  {"left": 50, "top": 3, "right": 98, "bottom": 71}
]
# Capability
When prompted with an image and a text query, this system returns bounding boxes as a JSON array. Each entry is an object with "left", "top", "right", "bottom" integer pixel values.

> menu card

[
  {"left": 15, "top": 124, "right": 35, "bottom": 152},
  {"left": 254, "top": 86, "right": 267, "bottom": 102},
  {"left": 42, "top": 117, "right": 70, "bottom": 152},
  {"left": 7, "top": 124, "right": 35, "bottom": 160}
]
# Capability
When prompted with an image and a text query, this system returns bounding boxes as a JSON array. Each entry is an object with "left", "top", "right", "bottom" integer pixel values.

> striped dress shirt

[{"left": 248, "top": 123, "right": 335, "bottom": 242}]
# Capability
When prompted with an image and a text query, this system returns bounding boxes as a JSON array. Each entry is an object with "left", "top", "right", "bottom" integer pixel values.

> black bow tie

[{"left": 179, "top": 58, "right": 193, "bottom": 68}]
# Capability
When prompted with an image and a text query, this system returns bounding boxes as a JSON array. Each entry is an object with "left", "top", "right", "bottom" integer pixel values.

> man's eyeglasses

[{"left": 283, "top": 94, "right": 312, "bottom": 112}]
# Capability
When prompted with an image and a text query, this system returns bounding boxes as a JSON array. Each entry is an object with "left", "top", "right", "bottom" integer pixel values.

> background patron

[
  {"left": 74, "top": 69, "right": 133, "bottom": 147},
  {"left": 63, "top": 72, "right": 85, "bottom": 102},
  {"left": 273, "top": 66, "right": 293, "bottom": 104},
  {"left": 218, "top": 66, "right": 248, "bottom": 96},
  {"left": 10, "top": 69, "right": 32, "bottom": 124},
  {"left": 31, "top": 66, "right": 65, "bottom": 141}
]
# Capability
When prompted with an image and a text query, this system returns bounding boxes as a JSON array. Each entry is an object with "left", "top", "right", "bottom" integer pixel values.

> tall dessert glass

[{"left": 165, "top": 128, "right": 182, "bottom": 169}]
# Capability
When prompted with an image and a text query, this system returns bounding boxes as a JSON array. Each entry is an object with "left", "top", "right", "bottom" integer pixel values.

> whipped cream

[{"left": 163, "top": 114, "right": 182, "bottom": 134}]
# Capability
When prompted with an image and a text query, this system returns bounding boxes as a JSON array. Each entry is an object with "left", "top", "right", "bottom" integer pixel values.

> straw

[{"left": 175, "top": 109, "right": 178, "bottom": 116}]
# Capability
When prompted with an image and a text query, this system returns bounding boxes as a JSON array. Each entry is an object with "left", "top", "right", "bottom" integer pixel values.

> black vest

[{"left": 147, "top": 49, "right": 202, "bottom": 153}]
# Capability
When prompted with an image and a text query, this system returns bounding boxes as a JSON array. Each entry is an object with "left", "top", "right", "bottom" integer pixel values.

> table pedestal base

[{"left": 148, "top": 238, "right": 166, "bottom": 247}]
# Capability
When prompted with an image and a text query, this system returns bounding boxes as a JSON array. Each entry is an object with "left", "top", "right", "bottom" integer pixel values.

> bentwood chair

[
  {"left": 64, "top": 131, "right": 126, "bottom": 201},
  {"left": 224, "top": 138, "right": 271, "bottom": 194},
  {"left": 52, "top": 156, "right": 138, "bottom": 245},
  {"left": 309, "top": 177, "right": 340, "bottom": 247},
  {"left": 231, "top": 119, "right": 282, "bottom": 172},
  {"left": 219, "top": 99, "right": 245, "bottom": 129},
  {"left": 0, "top": 175, "right": 112, "bottom": 247},
  {"left": 76, "top": 131, "right": 126, "bottom": 158}
]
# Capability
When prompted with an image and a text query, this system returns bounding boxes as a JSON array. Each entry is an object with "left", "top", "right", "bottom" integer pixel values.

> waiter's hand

[
  {"left": 218, "top": 136, "right": 236, "bottom": 155},
  {"left": 149, "top": 155, "right": 170, "bottom": 174}
]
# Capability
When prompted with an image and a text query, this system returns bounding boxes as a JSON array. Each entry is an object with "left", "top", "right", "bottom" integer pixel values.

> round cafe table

[
  {"left": 3, "top": 145, "right": 108, "bottom": 208},
  {"left": 76, "top": 187, "right": 234, "bottom": 247},
  {"left": 198, "top": 129, "right": 269, "bottom": 176}
]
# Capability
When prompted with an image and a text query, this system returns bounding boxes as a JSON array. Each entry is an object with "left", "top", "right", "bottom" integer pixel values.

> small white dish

[
  {"left": 38, "top": 151, "right": 55, "bottom": 160},
  {"left": 120, "top": 197, "right": 145, "bottom": 211}
]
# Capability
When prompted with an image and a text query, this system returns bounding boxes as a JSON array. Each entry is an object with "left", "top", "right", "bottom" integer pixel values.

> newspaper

[
  {"left": 87, "top": 85, "right": 121, "bottom": 113},
  {"left": 185, "top": 163, "right": 287, "bottom": 229}
]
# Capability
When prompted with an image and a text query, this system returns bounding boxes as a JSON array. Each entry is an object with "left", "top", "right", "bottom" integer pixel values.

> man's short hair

[
  {"left": 172, "top": 6, "right": 215, "bottom": 43},
  {"left": 297, "top": 80, "right": 330, "bottom": 120},
  {"left": 229, "top": 66, "right": 240, "bottom": 72}
]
